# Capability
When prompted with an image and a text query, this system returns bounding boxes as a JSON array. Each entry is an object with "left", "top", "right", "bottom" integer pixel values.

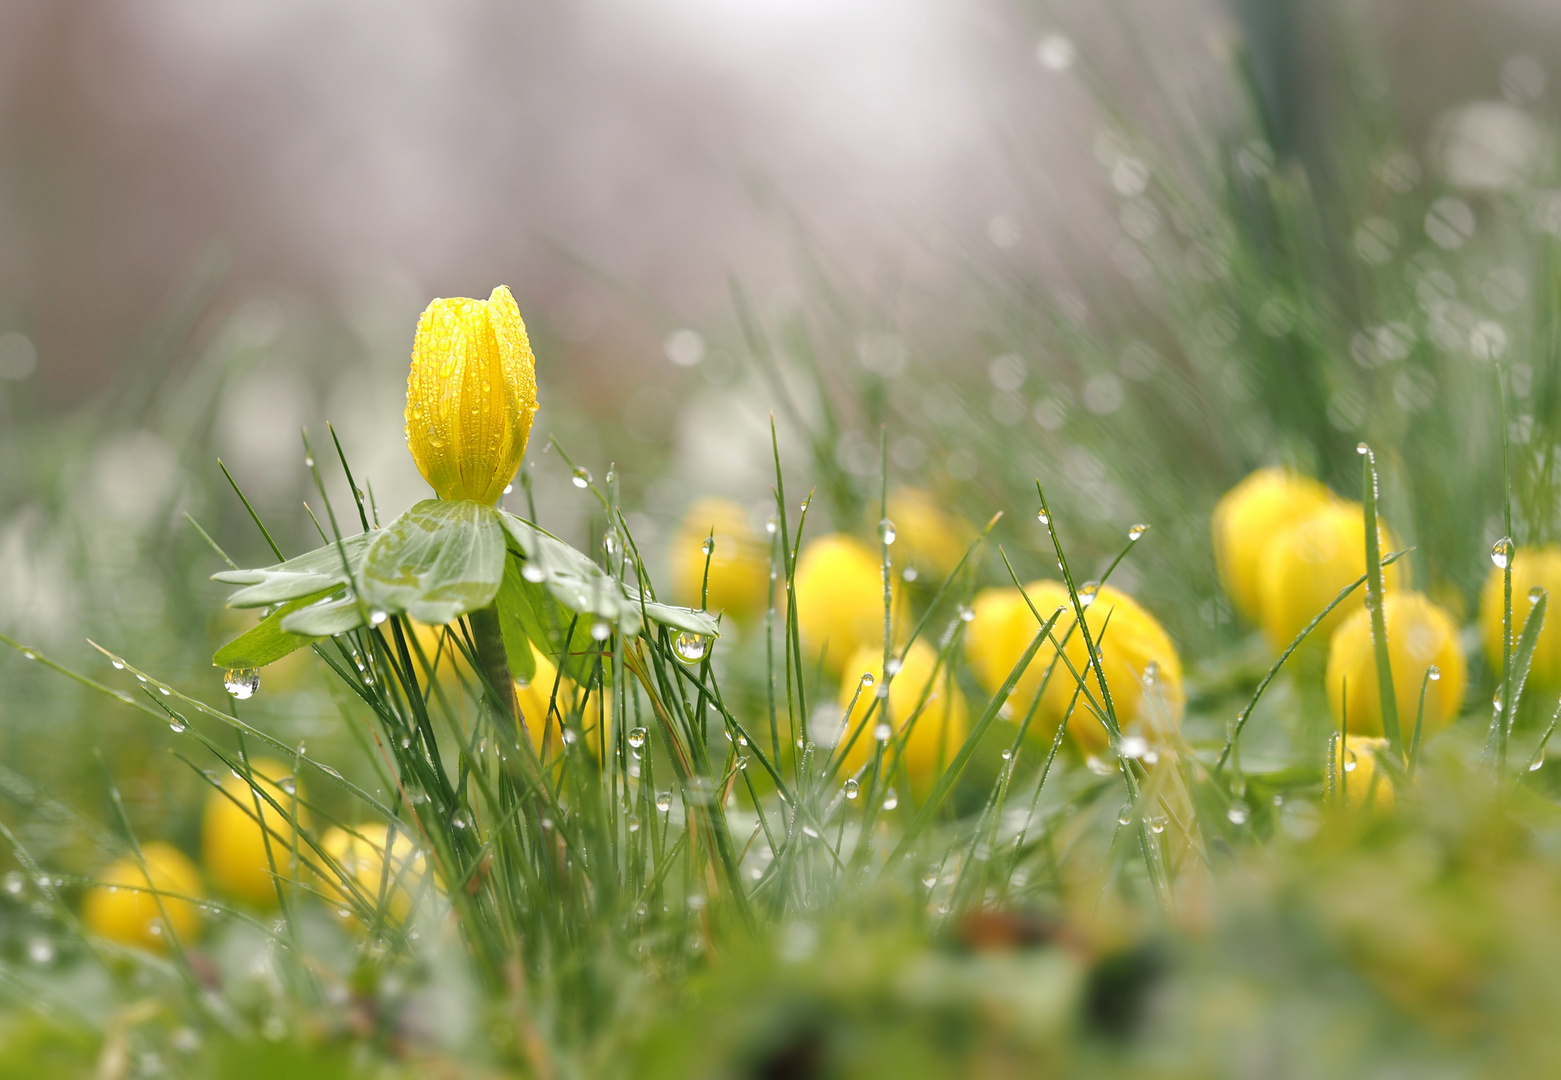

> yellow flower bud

[
  {"left": 794, "top": 534, "right": 899, "bottom": 674},
  {"left": 319, "top": 824, "right": 436, "bottom": 926},
  {"left": 837, "top": 640, "right": 967, "bottom": 797},
  {"left": 1326, "top": 591, "right": 1467, "bottom": 741},
  {"left": 514, "top": 648, "right": 612, "bottom": 760},
  {"left": 1258, "top": 502, "right": 1405, "bottom": 650},
  {"left": 884, "top": 488, "right": 975, "bottom": 581},
  {"left": 1330, "top": 735, "right": 1396, "bottom": 810},
  {"left": 1479, "top": 545, "right": 1561, "bottom": 688},
  {"left": 671, "top": 498, "right": 769, "bottom": 620},
  {"left": 82, "top": 843, "right": 204, "bottom": 951},
  {"left": 202, "top": 757, "right": 308, "bottom": 906},
  {"left": 405, "top": 285, "right": 538, "bottom": 504},
  {"left": 964, "top": 581, "right": 1184, "bottom": 756},
  {"left": 1212, "top": 467, "right": 1335, "bottom": 623}
]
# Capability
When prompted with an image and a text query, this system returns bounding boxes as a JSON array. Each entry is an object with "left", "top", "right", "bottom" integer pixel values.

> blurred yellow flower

[
  {"left": 836, "top": 640, "right": 967, "bottom": 797},
  {"left": 795, "top": 534, "right": 899, "bottom": 674},
  {"left": 514, "top": 647, "right": 612, "bottom": 760},
  {"left": 83, "top": 843, "right": 204, "bottom": 951},
  {"left": 1212, "top": 467, "right": 1335, "bottom": 624},
  {"left": 404, "top": 285, "right": 538, "bottom": 505},
  {"left": 202, "top": 757, "right": 308, "bottom": 906},
  {"left": 884, "top": 488, "right": 975, "bottom": 581},
  {"left": 1479, "top": 544, "right": 1561, "bottom": 688},
  {"left": 671, "top": 498, "right": 769, "bottom": 620},
  {"left": 964, "top": 581, "right": 1184, "bottom": 756},
  {"left": 1326, "top": 591, "right": 1467, "bottom": 741},
  {"left": 1258, "top": 501, "right": 1404, "bottom": 650},
  {"left": 1331, "top": 735, "right": 1396, "bottom": 810},
  {"left": 319, "top": 824, "right": 436, "bottom": 926}
]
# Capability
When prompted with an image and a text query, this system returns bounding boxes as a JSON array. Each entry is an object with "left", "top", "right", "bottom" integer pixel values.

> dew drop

[
  {"left": 700, "top": 536, "right": 714, "bottom": 557},
  {"left": 1531, "top": 752, "right": 1546, "bottom": 772},
  {"left": 674, "top": 632, "right": 709, "bottom": 663},
  {"left": 571, "top": 467, "right": 592, "bottom": 489},
  {"left": 1119, "top": 734, "right": 1148, "bottom": 759},
  {"left": 1036, "top": 509, "right": 1050, "bottom": 526},
  {"left": 369, "top": 610, "right": 389, "bottom": 626},
  {"left": 882, "top": 789, "right": 899, "bottom": 810},
  {"left": 655, "top": 792, "right": 673, "bottom": 813},
  {"left": 1493, "top": 538, "right": 1515, "bottom": 569},
  {"left": 1000, "top": 748, "right": 1013, "bottom": 761},
  {"left": 590, "top": 620, "right": 612, "bottom": 642},
  {"left": 627, "top": 727, "right": 648, "bottom": 749},
  {"left": 1227, "top": 804, "right": 1249, "bottom": 825},
  {"left": 27, "top": 938, "right": 54, "bottom": 965},
  {"left": 1079, "top": 583, "right": 1099, "bottom": 608},
  {"left": 902, "top": 566, "right": 919, "bottom": 582},
  {"left": 844, "top": 778, "right": 860, "bottom": 800},
  {"left": 885, "top": 657, "right": 903, "bottom": 676},
  {"left": 957, "top": 604, "right": 975, "bottom": 623},
  {"left": 304, "top": 455, "right": 315, "bottom": 468},
  {"left": 1085, "top": 754, "right": 1116, "bottom": 776},
  {"left": 522, "top": 563, "right": 546, "bottom": 583},
  {"left": 223, "top": 668, "right": 260, "bottom": 700},
  {"left": 1148, "top": 814, "right": 1168, "bottom": 834},
  {"left": 168, "top": 717, "right": 187, "bottom": 733},
  {"left": 1427, "top": 665, "right": 1441, "bottom": 681},
  {"left": 873, "top": 723, "right": 892, "bottom": 742},
  {"left": 1117, "top": 804, "right": 1133, "bottom": 826},
  {"left": 1531, "top": 586, "right": 1547, "bottom": 605},
  {"left": 860, "top": 673, "right": 875, "bottom": 688},
  {"left": 1355, "top": 442, "right": 1370, "bottom": 456},
  {"left": 765, "top": 515, "right": 778, "bottom": 535},
  {"left": 1128, "top": 523, "right": 1150, "bottom": 541},
  {"left": 878, "top": 518, "right": 897, "bottom": 545},
  {"left": 111, "top": 660, "right": 125, "bottom": 670}
]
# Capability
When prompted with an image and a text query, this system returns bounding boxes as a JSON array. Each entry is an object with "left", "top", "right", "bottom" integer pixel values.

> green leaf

[
  {"left": 630, "top": 593, "right": 721, "bottom": 639},
  {"left": 497, "top": 553, "right": 599, "bottom": 685},
  {"left": 495, "top": 555, "right": 537, "bottom": 683},
  {"left": 212, "top": 590, "right": 331, "bottom": 668},
  {"left": 280, "top": 592, "right": 369, "bottom": 637},
  {"left": 497, "top": 512, "right": 641, "bottom": 635},
  {"left": 214, "top": 534, "right": 372, "bottom": 608},
  {"left": 361, "top": 499, "right": 506, "bottom": 625}
]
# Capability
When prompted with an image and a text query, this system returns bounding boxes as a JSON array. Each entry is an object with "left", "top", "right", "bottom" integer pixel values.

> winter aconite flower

[
  {"left": 837, "top": 640, "right": 967, "bottom": 796},
  {"left": 1480, "top": 545, "right": 1561, "bottom": 688},
  {"left": 1331, "top": 735, "right": 1396, "bottom": 810},
  {"left": 514, "top": 646, "right": 611, "bottom": 760},
  {"left": 1212, "top": 467, "right": 1335, "bottom": 624},
  {"left": 1258, "top": 501, "right": 1404, "bottom": 650},
  {"left": 320, "top": 824, "right": 436, "bottom": 927},
  {"left": 884, "top": 488, "right": 975, "bottom": 581},
  {"left": 83, "top": 843, "right": 204, "bottom": 951},
  {"left": 672, "top": 498, "right": 769, "bottom": 620},
  {"left": 202, "top": 758, "right": 308, "bottom": 907},
  {"left": 405, "top": 285, "right": 538, "bottom": 505},
  {"left": 964, "top": 580, "right": 1184, "bottom": 756},
  {"left": 1326, "top": 592, "right": 1466, "bottom": 741},
  {"left": 795, "top": 534, "right": 898, "bottom": 674}
]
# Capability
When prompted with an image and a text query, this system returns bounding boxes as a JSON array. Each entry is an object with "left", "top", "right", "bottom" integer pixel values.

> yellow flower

[
  {"left": 83, "top": 843, "right": 204, "bottom": 951},
  {"left": 964, "top": 581, "right": 1184, "bottom": 756},
  {"left": 514, "top": 647, "right": 612, "bottom": 760},
  {"left": 794, "top": 534, "right": 899, "bottom": 674},
  {"left": 1258, "top": 502, "right": 1405, "bottom": 650},
  {"left": 671, "top": 498, "right": 769, "bottom": 620},
  {"left": 1479, "top": 545, "right": 1561, "bottom": 688},
  {"left": 1212, "top": 467, "right": 1335, "bottom": 623},
  {"left": 884, "top": 488, "right": 975, "bottom": 581},
  {"left": 319, "top": 824, "right": 436, "bottom": 926},
  {"left": 1331, "top": 735, "right": 1396, "bottom": 810},
  {"left": 836, "top": 640, "right": 968, "bottom": 797},
  {"left": 405, "top": 285, "right": 538, "bottom": 504},
  {"left": 202, "top": 757, "right": 309, "bottom": 906},
  {"left": 1326, "top": 591, "right": 1467, "bottom": 741}
]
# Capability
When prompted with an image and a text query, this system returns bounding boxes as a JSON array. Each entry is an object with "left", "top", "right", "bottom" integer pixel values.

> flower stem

[{"left": 469, "top": 603, "right": 521, "bottom": 732}]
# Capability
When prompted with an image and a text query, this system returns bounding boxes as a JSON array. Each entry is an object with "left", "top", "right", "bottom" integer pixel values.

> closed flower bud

[
  {"left": 837, "top": 640, "right": 967, "bottom": 797},
  {"left": 795, "top": 534, "right": 900, "bottom": 673},
  {"left": 1326, "top": 591, "right": 1466, "bottom": 741},
  {"left": 319, "top": 824, "right": 436, "bottom": 927},
  {"left": 83, "top": 843, "right": 204, "bottom": 951},
  {"left": 202, "top": 757, "right": 308, "bottom": 906},
  {"left": 964, "top": 581, "right": 1184, "bottom": 756},
  {"left": 671, "top": 498, "right": 769, "bottom": 620},
  {"left": 1331, "top": 735, "right": 1395, "bottom": 810},
  {"left": 405, "top": 285, "right": 538, "bottom": 504},
  {"left": 1258, "top": 502, "right": 1404, "bottom": 650},
  {"left": 884, "top": 488, "right": 975, "bottom": 581},
  {"left": 1479, "top": 545, "right": 1561, "bottom": 688},
  {"left": 1212, "top": 467, "right": 1335, "bottom": 624}
]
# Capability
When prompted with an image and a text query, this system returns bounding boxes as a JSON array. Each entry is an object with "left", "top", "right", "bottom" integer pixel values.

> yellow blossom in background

[
  {"left": 405, "top": 285, "right": 538, "bottom": 505},
  {"left": 514, "top": 646, "right": 612, "bottom": 760},
  {"left": 319, "top": 824, "right": 436, "bottom": 927},
  {"left": 1326, "top": 591, "right": 1467, "bottom": 741},
  {"left": 884, "top": 488, "right": 975, "bottom": 582},
  {"left": 1212, "top": 467, "right": 1335, "bottom": 624},
  {"left": 1331, "top": 735, "right": 1396, "bottom": 810},
  {"left": 671, "top": 497, "right": 769, "bottom": 620},
  {"left": 83, "top": 843, "right": 204, "bottom": 951},
  {"left": 1258, "top": 501, "right": 1404, "bottom": 650},
  {"left": 1479, "top": 545, "right": 1561, "bottom": 688},
  {"left": 964, "top": 581, "right": 1184, "bottom": 756},
  {"left": 202, "top": 757, "right": 308, "bottom": 906},
  {"left": 836, "top": 640, "right": 967, "bottom": 798},
  {"left": 795, "top": 534, "right": 899, "bottom": 674}
]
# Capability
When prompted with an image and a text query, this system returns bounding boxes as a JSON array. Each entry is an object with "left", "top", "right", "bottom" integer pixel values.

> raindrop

[
  {"left": 1079, "top": 583, "right": 1099, "bottom": 608},
  {"left": 1128, "top": 523, "right": 1150, "bottom": 541},
  {"left": 765, "top": 515, "right": 778, "bottom": 535},
  {"left": 801, "top": 824, "right": 819, "bottom": 839},
  {"left": 158, "top": 686, "right": 171, "bottom": 696},
  {"left": 902, "top": 567, "right": 919, "bottom": 582},
  {"left": 882, "top": 788, "right": 899, "bottom": 810},
  {"left": 223, "top": 668, "right": 260, "bottom": 700},
  {"left": 304, "top": 455, "right": 315, "bottom": 469},
  {"left": 1000, "top": 748, "right": 1013, "bottom": 761},
  {"left": 844, "top": 778, "right": 860, "bottom": 800},
  {"left": 874, "top": 723, "right": 892, "bottom": 742},
  {"left": 279, "top": 777, "right": 297, "bottom": 795},
  {"left": 503, "top": 484, "right": 514, "bottom": 495},
  {"left": 627, "top": 727, "right": 648, "bottom": 749},
  {"left": 700, "top": 536, "right": 714, "bottom": 557},
  {"left": 1119, "top": 734, "right": 1148, "bottom": 759},
  {"left": 878, "top": 519, "right": 897, "bottom": 545},
  {"left": 522, "top": 563, "right": 546, "bottom": 583},
  {"left": 1493, "top": 538, "right": 1515, "bottom": 569},
  {"left": 1085, "top": 755, "right": 1117, "bottom": 776},
  {"left": 1531, "top": 752, "right": 1545, "bottom": 772},
  {"left": 885, "top": 657, "right": 903, "bottom": 676},
  {"left": 1227, "top": 804, "right": 1249, "bottom": 825},
  {"left": 111, "top": 660, "right": 125, "bottom": 670},
  {"left": 655, "top": 792, "right": 673, "bottom": 813},
  {"left": 590, "top": 620, "right": 612, "bottom": 642},
  {"left": 1117, "top": 804, "right": 1133, "bottom": 826},
  {"left": 27, "top": 939, "right": 54, "bottom": 965},
  {"left": 674, "top": 632, "right": 709, "bottom": 663},
  {"left": 957, "top": 605, "right": 975, "bottom": 623},
  {"left": 627, "top": 814, "right": 641, "bottom": 833},
  {"left": 369, "top": 610, "right": 389, "bottom": 626},
  {"left": 1531, "top": 586, "right": 1547, "bottom": 605},
  {"left": 168, "top": 717, "right": 187, "bottom": 734},
  {"left": 1148, "top": 815, "right": 1167, "bottom": 835},
  {"left": 1356, "top": 442, "right": 1371, "bottom": 456},
  {"left": 1494, "top": 690, "right": 1505, "bottom": 713},
  {"left": 1428, "top": 665, "right": 1441, "bottom": 682},
  {"left": 1036, "top": 509, "right": 1050, "bottom": 525},
  {"left": 571, "top": 467, "right": 592, "bottom": 489},
  {"left": 860, "top": 673, "right": 875, "bottom": 688},
  {"left": 922, "top": 872, "right": 938, "bottom": 888}
]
